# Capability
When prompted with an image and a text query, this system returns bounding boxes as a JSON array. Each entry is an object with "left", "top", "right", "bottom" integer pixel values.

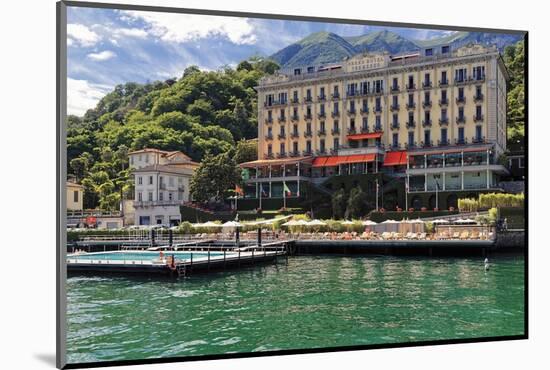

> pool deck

[{"left": 67, "top": 246, "right": 289, "bottom": 276}]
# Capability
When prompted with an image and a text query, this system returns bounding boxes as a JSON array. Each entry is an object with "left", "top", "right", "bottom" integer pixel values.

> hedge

[{"left": 368, "top": 210, "right": 459, "bottom": 223}]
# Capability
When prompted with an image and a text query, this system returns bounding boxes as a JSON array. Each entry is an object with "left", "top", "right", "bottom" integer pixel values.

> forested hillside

[{"left": 67, "top": 57, "right": 278, "bottom": 210}]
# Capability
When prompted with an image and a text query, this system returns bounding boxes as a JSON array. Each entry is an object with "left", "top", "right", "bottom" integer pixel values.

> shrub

[{"left": 458, "top": 198, "right": 479, "bottom": 212}]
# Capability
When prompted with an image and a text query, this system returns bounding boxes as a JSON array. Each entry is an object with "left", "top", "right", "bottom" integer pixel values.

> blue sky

[{"left": 67, "top": 6, "right": 456, "bottom": 116}]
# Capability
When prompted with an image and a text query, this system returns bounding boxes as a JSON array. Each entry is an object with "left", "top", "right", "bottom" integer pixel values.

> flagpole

[
  {"left": 283, "top": 181, "right": 286, "bottom": 209},
  {"left": 259, "top": 184, "right": 262, "bottom": 210},
  {"left": 375, "top": 178, "right": 379, "bottom": 211}
]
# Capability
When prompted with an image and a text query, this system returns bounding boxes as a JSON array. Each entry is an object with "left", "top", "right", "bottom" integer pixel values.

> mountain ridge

[{"left": 270, "top": 30, "right": 522, "bottom": 68}]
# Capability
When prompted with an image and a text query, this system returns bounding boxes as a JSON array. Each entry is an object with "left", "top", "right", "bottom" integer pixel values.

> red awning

[
  {"left": 312, "top": 157, "right": 328, "bottom": 168},
  {"left": 347, "top": 132, "right": 383, "bottom": 141},
  {"left": 324, "top": 156, "right": 342, "bottom": 166},
  {"left": 383, "top": 151, "right": 408, "bottom": 166},
  {"left": 342, "top": 154, "right": 376, "bottom": 164}
]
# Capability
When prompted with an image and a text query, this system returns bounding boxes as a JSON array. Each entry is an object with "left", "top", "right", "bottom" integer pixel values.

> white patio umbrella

[
  {"left": 193, "top": 221, "right": 222, "bottom": 228},
  {"left": 282, "top": 220, "right": 300, "bottom": 227},
  {"left": 222, "top": 221, "right": 243, "bottom": 227},
  {"left": 382, "top": 219, "right": 399, "bottom": 223},
  {"left": 432, "top": 219, "right": 450, "bottom": 224},
  {"left": 362, "top": 220, "right": 378, "bottom": 226},
  {"left": 454, "top": 218, "right": 477, "bottom": 224},
  {"left": 307, "top": 219, "right": 327, "bottom": 226},
  {"left": 341, "top": 220, "right": 355, "bottom": 225}
]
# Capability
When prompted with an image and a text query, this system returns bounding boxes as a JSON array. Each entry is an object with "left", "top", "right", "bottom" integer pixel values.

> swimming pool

[{"left": 67, "top": 251, "right": 224, "bottom": 262}]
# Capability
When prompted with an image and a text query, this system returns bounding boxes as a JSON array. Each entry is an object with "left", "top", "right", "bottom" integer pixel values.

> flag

[
  {"left": 283, "top": 182, "right": 291, "bottom": 196},
  {"left": 235, "top": 185, "right": 244, "bottom": 196}
]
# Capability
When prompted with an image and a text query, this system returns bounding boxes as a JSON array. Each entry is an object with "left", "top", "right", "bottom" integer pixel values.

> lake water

[{"left": 66, "top": 255, "right": 525, "bottom": 364}]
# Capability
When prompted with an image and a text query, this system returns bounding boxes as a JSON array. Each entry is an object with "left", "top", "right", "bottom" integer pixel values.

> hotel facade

[{"left": 240, "top": 43, "right": 509, "bottom": 210}]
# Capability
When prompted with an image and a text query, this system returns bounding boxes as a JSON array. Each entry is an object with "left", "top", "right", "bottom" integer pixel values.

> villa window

[
  {"left": 441, "top": 45, "right": 449, "bottom": 54},
  {"left": 149, "top": 176, "right": 153, "bottom": 185},
  {"left": 408, "top": 131, "right": 414, "bottom": 147},
  {"left": 425, "top": 48, "right": 433, "bottom": 56},
  {"left": 393, "top": 133, "right": 399, "bottom": 147},
  {"left": 424, "top": 130, "right": 431, "bottom": 144},
  {"left": 306, "top": 89, "right": 311, "bottom": 100},
  {"left": 268, "top": 144, "right": 272, "bottom": 156},
  {"left": 138, "top": 192, "right": 142, "bottom": 201},
  {"left": 306, "top": 140, "right": 312, "bottom": 153},
  {"left": 441, "top": 128, "right": 448, "bottom": 143},
  {"left": 159, "top": 192, "right": 164, "bottom": 201},
  {"left": 333, "top": 102, "right": 339, "bottom": 113},
  {"left": 73, "top": 190, "right": 79, "bottom": 203},
  {"left": 280, "top": 143, "right": 285, "bottom": 154},
  {"left": 169, "top": 192, "right": 173, "bottom": 201},
  {"left": 293, "top": 141, "right": 298, "bottom": 153},
  {"left": 148, "top": 192, "right": 153, "bottom": 201},
  {"left": 320, "top": 139, "right": 326, "bottom": 153},
  {"left": 458, "top": 127, "right": 465, "bottom": 142},
  {"left": 350, "top": 119, "right": 355, "bottom": 130},
  {"left": 334, "top": 120, "right": 339, "bottom": 131},
  {"left": 476, "top": 125, "right": 483, "bottom": 140},
  {"left": 333, "top": 138, "right": 339, "bottom": 150},
  {"left": 138, "top": 176, "right": 142, "bottom": 185},
  {"left": 293, "top": 90, "right": 298, "bottom": 101}
]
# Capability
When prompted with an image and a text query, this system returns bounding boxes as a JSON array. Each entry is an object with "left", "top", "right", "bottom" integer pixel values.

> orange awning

[
  {"left": 312, "top": 157, "right": 328, "bottom": 168},
  {"left": 324, "top": 156, "right": 342, "bottom": 166},
  {"left": 383, "top": 151, "right": 408, "bottom": 166},
  {"left": 342, "top": 154, "right": 376, "bottom": 164},
  {"left": 347, "top": 132, "right": 383, "bottom": 140}
]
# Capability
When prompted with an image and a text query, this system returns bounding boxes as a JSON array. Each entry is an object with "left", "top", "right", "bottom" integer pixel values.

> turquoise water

[
  {"left": 66, "top": 255, "right": 525, "bottom": 364},
  {"left": 68, "top": 251, "right": 224, "bottom": 261}
]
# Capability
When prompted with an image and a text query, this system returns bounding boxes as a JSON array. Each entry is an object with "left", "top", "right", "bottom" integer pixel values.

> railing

[
  {"left": 277, "top": 152, "right": 287, "bottom": 158},
  {"left": 304, "top": 96, "right": 313, "bottom": 103},
  {"left": 391, "top": 85, "right": 400, "bottom": 92},
  {"left": 456, "top": 96, "right": 466, "bottom": 104},
  {"left": 422, "top": 81, "right": 432, "bottom": 89},
  {"left": 439, "top": 79, "right": 449, "bottom": 87},
  {"left": 374, "top": 106, "right": 382, "bottom": 113},
  {"left": 390, "top": 104, "right": 400, "bottom": 111},
  {"left": 264, "top": 100, "right": 287, "bottom": 107},
  {"left": 422, "top": 119, "right": 432, "bottom": 127},
  {"left": 456, "top": 116, "right": 466, "bottom": 124},
  {"left": 391, "top": 123, "right": 400, "bottom": 130},
  {"left": 331, "top": 111, "right": 340, "bottom": 118},
  {"left": 439, "top": 98, "right": 449, "bottom": 106},
  {"left": 331, "top": 93, "right": 340, "bottom": 100},
  {"left": 278, "top": 133, "right": 286, "bottom": 139},
  {"left": 265, "top": 117, "right": 273, "bottom": 124},
  {"left": 406, "top": 83, "right": 416, "bottom": 91},
  {"left": 134, "top": 200, "right": 185, "bottom": 207},
  {"left": 422, "top": 100, "right": 432, "bottom": 109},
  {"left": 265, "top": 134, "right": 273, "bottom": 140},
  {"left": 318, "top": 129, "right": 326, "bottom": 136},
  {"left": 455, "top": 138, "right": 468, "bottom": 145},
  {"left": 304, "top": 130, "right": 313, "bottom": 138},
  {"left": 289, "top": 151, "right": 300, "bottom": 157},
  {"left": 474, "top": 93, "right": 484, "bottom": 102},
  {"left": 347, "top": 109, "right": 356, "bottom": 115},
  {"left": 302, "top": 150, "right": 313, "bottom": 156},
  {"left": 406, "top": 121, "right": 416, "bottom": 128},
  {"left": 439, "top": 118, "right": 449, "bottom": 126},
  {"left": 473, "top": 114, "right": 484, "bottom": 123},
  {"left": 290, "top": 132, "right": 300, "bottom": 139},
  {"left": 471, "top": 136, "right": 486, "bottom": 144},
  {"left": 438, "top": 139, "right": 450, "bottom": 146},
  {"left": 331, "top": 128, "right": 340, "bottom": 135},
  {"left": 406, "top": 102, "right": 416, "bottom": 110},
  {"left": 420, "top": 140, "right": 433, "bottom": 148},
  {"left": 348, "top": 127, "right": 357, "bottom": 134},
  {"left": 360, "top": 107, "right": 369, "bottom": 114},
  {"left": 291, "top": 115, "right": 299, "bottom": 122},
  {"left": 318, "top": 95, "right": 326, "bottom": 101},
  {"left": 304, "top": 114, "right": 313, "bottom": 120},
  {"left": 318, "top": 112, "right": 326, "bottom": 119},
  {"left": 278, "top": 116, "right": 286, "bottom": 123},
  {"left": 360, "top": 126, "right": 369, "bottom": 133},
  {"left": 405, "top": 142, "right": 417, "bottom": 150},
  {"left": 290, "top": 98, "right": 299, "bottom": 104}
]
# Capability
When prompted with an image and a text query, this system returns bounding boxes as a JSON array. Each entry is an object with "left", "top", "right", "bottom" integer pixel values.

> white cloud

[
  {"left": 121, "top": 11, "right": 256, "bottom": 45},
  {"left": 67, "top": 78, "right": 111, "bottom": 116},
  {"left": 115, "top": 27, "right": 148, "bottom": 39},
  {"left": 67, "top": 23, "right": 101, "bottom": 47},
  {"left": 87, "top": 50, "right": 117, "bottom": 61}
]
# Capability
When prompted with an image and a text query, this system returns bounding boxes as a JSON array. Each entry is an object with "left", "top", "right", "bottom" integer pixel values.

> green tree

[
  {"left": 190, "top": 152, "right": 240, "bottom": 203},
  {"left": 331, "top": 188, "right": 348, "bottom": 219},
  {"left": 233, "top": 139, "right": 257, "bottom": 164},
  {"left": 346, "top": 186, "right": 367, "bottom": 219}
]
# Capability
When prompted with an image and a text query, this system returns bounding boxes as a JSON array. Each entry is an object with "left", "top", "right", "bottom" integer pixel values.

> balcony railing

[
  {"left": 373, "top": 125, "right": 383, "bottom": 132},
  {"left": 455, "top": 138, "right": 468, "bottom": 145},
  {"left": 331, "top": 128, "right": 340, "bottom": 135},
  {"left": 348, "top": 127, "right": 357, "bottom": 134},
  {"left": 318, "top": 95, "right": 326, "bottom": 102},
  {"left": 265, "top": 133, "right": 273, "bottom": 140},
  {"left": 264, "top": 100, "right": 287, "bottom": 107},
  {"left": 265, "top": 153, "right": 274, "bottom": 159},
  {"left": 289, "top": 150, "right": 300, "bottom": 157},
  {"left": 318, "top": 129, "right": 326, "bottom": 136},
  {"left": 406, "top": 120, "right": 416, "bottom": 128},
  {"left": 456, "top": 96, "right": 466, "bottom": 104},
  {"left": 422, "top": 100, "right": 432, "bottom": 109},
  {"left": 290, "top": 97, "right": 300, "bottom": 104},
  {"left": 406, "top": 102, "right": 416, "bottom": 110},
  {"left": 304, "top": 130, "right": 313, "bottom": 138},
  {"left": 304, "top": 114, "right": 313, "bottom": 121},
  {"left": 318, "top": 112, "right": 326, "bottom": 119},
  {"left": 374, "top": 106, "right": 382, "bottom": 113},
  {"left": 278, "top": 116, "right": 286, "bottom": 123},
  {"left": 473, "top": 114, "right": 484, "bottom": 123},
  {"left": 134, "top": 200, "right": 185, "bottom": 207},
  {"left": 472, "top": 136, "right": 486, "bottom": 144},
  {"left": 316, "top": 149, "right": 327, "bottom": 155},
  {"left": 390, "top": 104, "right": 400, "bottom": 111},
  {"left": 347, "top": 108, "right": 357, "bottom": 115},
  {"left": 278, "top": 133, "right": 286, "bottom": 140},
  {"left": 360, "top": 107, "right": 369, "bottom": 114},
  {"left": 422, "top": 81, "right": 432, "bottom": 89},
  {"left": 420, "top": 140, "right": 433, "bottom": 148},
  {"left": 474, "top": 93, "right": 484, "bottom": 103},
  {"left": 302, "top": 150, "right": 312, "bottom": 156},
  {"left": 439, "top": 117, "right": 449, "bottom": 126},
  {"left": 439, "top": 98, "right": 449, "bottom": 106},
  {"left": 331, "top": 93, "right": 340, "bottom": 100},
  {"left": 346, "top": 91, "right": 357, "bottom": 98},
  {"left": 304, "top": 96, "right": 313, "bottom": 103},
  {"left": 456, "top": 116, "right": 466, "bottom": 124},
  {"left": 439, "top": 79, "right": 449, "bottom": 87},
  {"left": 290, "top": 114, "right": 299, "bottom": 122},
  {"left": 405, "top": 142, "right": 417, "bottom": 150},
  {"left": 277, "top": 152, "right": 287, "bottom": 158},
  {"left": 437, "top": 139, "right": 450, "bottom": 146},
  {"left": 406, "top": 83, "right": 416, "bottom": 91},
  {"left": 331, "top": 111, "right": 340, "bottom": 118},
  {"left": 290, "top": 131, "right": 300, "bottom": 139},
  {"left": 265, "top": 117, "right": 273, "bottom": 124},
  {"left": 391, "top": 123, "right": 400, "bottom": 130},
  {"left": 360, "top": 126, "right": 369, "bottom": 133},
  {"left": 391, "top": 85, "right": 400, "bottom": 92},
  {"left": 422, "top": 119, "right": 432, "bottom": 127}
]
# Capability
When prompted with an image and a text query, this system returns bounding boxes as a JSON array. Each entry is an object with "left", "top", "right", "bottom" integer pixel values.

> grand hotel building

[{"left": 240, "top": 43, "right": 509, "bottom": 210}]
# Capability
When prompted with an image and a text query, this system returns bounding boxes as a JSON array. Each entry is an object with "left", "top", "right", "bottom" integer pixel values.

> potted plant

[{"left": 421, "top": 207, "right": 427, "bottom": 212}]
